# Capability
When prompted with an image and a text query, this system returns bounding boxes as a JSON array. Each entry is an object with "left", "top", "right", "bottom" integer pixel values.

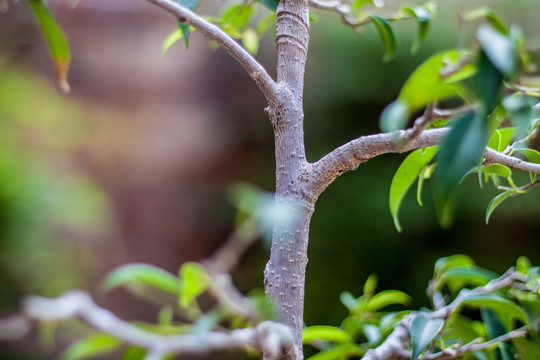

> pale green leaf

[
  {"left": 389, "top": 147, "right": 437, "bottom": 232},
  {"left": 102, "top": 263, "right": 181, "bottom": 296},
  {"left": 61, "top": 333, "right": 122, "bottom": 360},
  {"left": 303, "top": 326, "right": 353, "bottom": 344},
  {"left": 380, "top": 100, "right": 409, "bottom": 132},
  {"left": 242, "top": 28, "right": 259, "bottom": 55},
  {"left": 179, "top": 262, "right": 210, "bottom": 308},
  {"left": 410, "top": 314, "right": 444, "bottom": 359},
  {"left": 161, "top": 28, "right": 183, "bottom": 57},
  {"left": 464, "top": 7, "right": 509, "bottom": 34},
  {"left": 398, "top": 50, "right": 475, "bottom": 113}
]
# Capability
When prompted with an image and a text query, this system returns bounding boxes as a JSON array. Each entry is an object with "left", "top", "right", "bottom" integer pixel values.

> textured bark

[{"left": 263, "top": 0, "right": 312, "bottom": 358}]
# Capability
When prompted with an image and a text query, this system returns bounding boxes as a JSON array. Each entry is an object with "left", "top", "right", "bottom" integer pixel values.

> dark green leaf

[
  {"left": 389, "top": 147, "right": 437, "bottom": 232},
  {"left": 435, "top": 110, "right": 488, "bottom": 195},
  {"left": 486, "top": 190, "right": 515, "bottom": 224},
  {"left": 27, "top": 0, "right": 71, "bottom": 93},
  {"left": 400, "top": 6, "right": 431, "bottom": 54},
  {"left": 368, "top": 15, "right": 397, "bottom": 62},
  {"left": 410, "top": 314, "right": 444, "bottom": 359},
  {"left": 302, "top": 326, "right": 354, "bottom": 344},
  {"left": 61, "top": 333, "right": 122, "bottom": 360},
  {"left": 380, "top": 100, "right": 409, "bottom": 132},
  {"left": 464, "top": 7, "right": 509, "bottom": 34},
  {"left": 259, "top": 0, "right": 279, "bottom": 11},
  {"left": 475, "top": 50, "right": 504, "bottom": 112},
  {"left": 102, "top": 263, "right": 181, "bottom": 296},
  {"left": 176, "top": 0, "right": 201, "bottom": 48},
  {"left": 179, "top": 262, "right": 210, "bottom": 308},
  {"left": 398, "top": 50, "right": 475, "bottom": 113}
]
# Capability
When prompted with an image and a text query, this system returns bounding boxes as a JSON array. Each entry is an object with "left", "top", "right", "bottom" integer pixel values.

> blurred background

[{"left": 1, "top": 0, "right": 539, "bottom": 358}]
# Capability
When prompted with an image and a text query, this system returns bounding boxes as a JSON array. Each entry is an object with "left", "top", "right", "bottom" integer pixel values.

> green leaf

[
  {"left": 179, "top": 262, "right": 210, "bottom": 308},
  {"left": 102, "top": 263, "right": 181, "bottom": 296},
  {"left": 417, "top": 164, "right": 434, "bottom": 206},
  {"left": 464, "top": 7, "right": 509, "bottom": 34},
  {"left": 435, "top": 254, "right": 475, "bottom": 272},
  {"left": 306, "top": 343, "right": 365, "bottom": 360},
  {"left": 400, "top": 6, "right": 431, "bottom": 54},
  {"left": 438, "top": 266, "right": 497, "bottom": 293},
  {"left": 351, "top": 0, "right": 383, "bottom": 12},
  {"left": 462, "top": 294, "right": 528, "bottom": 325},
  {"left": 340, "top": 291, "right": 356, "bottom": 311},
  {"left": 161, "top": 27, "right": 184, "bottom": 57},
  {"left": 303, "top": 326, "right": 354, "bottom": 344},
  {"left": 513, "top": 338, "right": 540, "bottom": 360},
  {"left": 176, "top": 0, "right": 201, "bottom": 48},
  {"left": 27, "top": 0, "right": 71, "bottom": 93},
  {"left": 368, "top": 15, "right": 397, "bottom": 62},
  {"left": 486, "top": 190, "right": 515, "bottom": 224},
  {"left": 242, "top": 28, "right": 259, "bottom": 55},
  {"left": 380, "top": 100, "right": 409, "bottom": 132},
  {"left": 503, "top": 94, "right": 537, "bottom": 138},
  {"left": 488, "top": 128, "right": 515, "bottom": 152},
  {"left": 398, "top": 50, "right": 475, "bottom": 113},
  {"left": 435, "top": 111, "right": 488, "bottom": 202},
  {"left": 516, "top": 256, "right": 532, "bottom": 274},
  {"left": 477, "top": 25, "right": 516, "bottom": 77},
  {"left": 365, "top": 290, "right": 412, "bottom": 311},
  {"left": 363, "top": 274, "right": 378, "bottom": 296},
  {"left": 61, "top": 333, "right": 122, "bottom": 360},
  {"left": 390, "top": 147, "right": 438, "bottom": 232},
  {"left": 259, "top": 0, "right": 279, "bottom": 11},
  {"left": 482, "top": 164, "right": 512, "bottom": 179},
  {"left": 513, "top": 148, "right": 540, "bottom": 164},
  {"left": 221, "top": 4, "right": 255, "bottom": 31},
  {"left": 410, "top": 314, "right": 444, "bottom": 359}
]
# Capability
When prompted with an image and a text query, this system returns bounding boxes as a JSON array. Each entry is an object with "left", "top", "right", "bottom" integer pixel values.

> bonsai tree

[{"left": 1, "top": 0, "right": 539, "bottom": 359}]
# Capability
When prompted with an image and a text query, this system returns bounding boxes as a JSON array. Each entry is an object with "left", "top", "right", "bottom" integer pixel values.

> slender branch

[
  {"left": 498, "top": 178, "right": 540, "bottom": 193},
  {"left": 144, "top": 0, "right": 280, "bottom": 105},
  {"left": 0, "top": 291, "right": 293, "bottom": 359},
  {"left": 484, "top": 147, "right": 540, "bottom": 174},
  {"left": 362, "top": 268, "right": 529, "bottom": 360}
]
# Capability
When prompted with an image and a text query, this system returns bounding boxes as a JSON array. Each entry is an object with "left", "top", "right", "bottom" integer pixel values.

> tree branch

[
  {"left": 144, "top": 0, "right": 280, "bottom": 105},
  {"left": 0, "top": 291, "right": 293, "bottom": 359},
  {"left": 308, "top": 127, "right": 540, "bottom": 198},
  {"left": 362, "top": 268, "right": 529, "bottom": 360}
]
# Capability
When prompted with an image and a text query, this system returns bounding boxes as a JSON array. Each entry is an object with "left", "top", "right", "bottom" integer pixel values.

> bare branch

[
  {"left": 144, "top": 0, "right": 280, "bottom": 105},
  {"left": 484, "top": 147, "right": 540, "bottom": 174},
  {"left": 0, "top": 291, "right": 293, "bottom": 358}
]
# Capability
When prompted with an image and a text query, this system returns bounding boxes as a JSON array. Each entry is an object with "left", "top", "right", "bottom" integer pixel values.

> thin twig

[
  {"left": 144, "top": 0, "right": 280, "bottom": 105},
  {"left": 497, "top": 178, "right": 540, "bottom": 193}
]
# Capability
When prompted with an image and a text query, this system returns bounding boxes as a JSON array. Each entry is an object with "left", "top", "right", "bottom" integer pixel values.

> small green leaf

[
  {"left": 482, "top": 164, "right": 512, "bottom": 179},
  {"left": 102, "top": 263, "right": 181, "bottom": 296},
  {"left": 462, "top": 294, "right": 528, "bottom": 325},
  {"left": 516, "top": 256, "right": 531, "bottom": 274},
  {"left": 27, "top": 0, "right": 71, "bottom": 93},
  {"left": 438, "top": 266, "right": 497, "bottom": 293},
  {"left": 464, "top": 7, "right": 509, "bottom": 34},
  {"left": 400, "top": 6, "right": 431, "bottom": 54},
  {"left": 435, "top": 254, "right": 475, "bottom": 275},
  {"left": 363, "top": 274, "right": 378, "bottom": 296},
  {"left": 61, "top": 333, "right": 122, "bottom": 360},
  {"left": 503, "top": 94, "right": 537, "bottom": 138},
  {"left": 179, "top": 262, "right": 210, "bottom": 308},
  {"left": 161, "top": 27, "right": 184, "bottom": 57},
  {"left": 488, "top": 128, "right": 515, "bottom": 152},
  {"left": 513, "top": 148, "right": 540, "bottom": 164},
  {"left": 303, "top": 326, "right": 354, "bottom": 344},
  {"left": 410, "top": 314, "right": 444, "bottom": 359},
  {"left": 390, "top": 147, "right": 438, "bottom": 232},
  {"left": 176, "top": 0, "right": 201, "bottom": 48},
  {"left": 242, "top": 28, "right": 259, "bottom": 55},
  {"left": 398, "top": 50, "right": 475, "bottom": 113},
  {"left": 380, "top": 100, "right": 409, "bottom": 132},
  {"left": 486, "top": 190, "right": 515, "bottom": 224},
  {"left": 368, "top": 15, "right": 397, "bottom": 62},
  {"left": 365, "top": 290, "right": 412, "bottom": 311}
]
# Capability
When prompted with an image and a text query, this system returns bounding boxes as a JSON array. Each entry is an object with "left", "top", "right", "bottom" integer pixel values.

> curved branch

[
  {"left": 144, "top": 0, "right": 280, "bottom": 105},
  {"left": 0, "top": 291, "right": 293, "bottom": 359},
  {"left": 308, "top": 128, "right": 540, "bottom": 197}
]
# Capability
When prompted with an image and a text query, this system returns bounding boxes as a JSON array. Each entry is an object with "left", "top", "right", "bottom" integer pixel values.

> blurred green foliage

[{"left": 0, "top": 64, "right": 111, "bottom": 308}]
